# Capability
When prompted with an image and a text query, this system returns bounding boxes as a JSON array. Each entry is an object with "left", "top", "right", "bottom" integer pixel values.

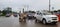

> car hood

[{"left": 43, "top": 15, "right": 57, "bottom": 17}]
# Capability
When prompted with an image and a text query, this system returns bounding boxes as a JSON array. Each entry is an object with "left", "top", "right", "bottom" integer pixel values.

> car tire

[
  {"left": 42, "top": 19, "right": 47, "bottom": 24},
  {"left": 35, "top": 19, "right": 37, "bottom": 22}
]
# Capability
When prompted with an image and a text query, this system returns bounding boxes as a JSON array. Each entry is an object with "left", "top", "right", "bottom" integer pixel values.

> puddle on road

[{"left": 19, "top": 20, "right": 58, "bottom": 27}]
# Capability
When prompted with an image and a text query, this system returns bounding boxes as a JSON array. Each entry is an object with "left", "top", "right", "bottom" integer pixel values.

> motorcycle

[{"left": 19, "top": 13, "right": 27, "bottom": 22}]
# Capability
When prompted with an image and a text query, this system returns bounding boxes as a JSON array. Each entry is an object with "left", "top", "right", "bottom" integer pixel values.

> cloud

[{"left": 0, "top": 0, "right": 60, "bottom": 12}]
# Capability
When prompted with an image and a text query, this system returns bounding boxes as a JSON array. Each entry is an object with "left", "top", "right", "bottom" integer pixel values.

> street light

[{"left": 49, "top": 0, "right": 51, "bottom": 12}]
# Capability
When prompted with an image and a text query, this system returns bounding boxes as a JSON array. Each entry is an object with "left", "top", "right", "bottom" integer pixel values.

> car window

[
  {"left": 37, "top": 12, "right": 41, "bottom": 15},
  {"left": 43, "top": 13, "right": 52, "bottom": 15}
]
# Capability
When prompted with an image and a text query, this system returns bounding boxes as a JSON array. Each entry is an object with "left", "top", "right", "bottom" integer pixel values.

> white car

[
  {"left": 6, "top": 13, "right": 11, "bottom": 17},
  {"left": 34, "top": 11, "right": 58, "bottom": 24}
]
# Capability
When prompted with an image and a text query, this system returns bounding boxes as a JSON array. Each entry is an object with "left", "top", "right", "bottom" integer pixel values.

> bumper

[
  {"left": 51, "top": 21, "right": 57, "bottom": 23},
  {"left": 27, "top": 16, "right": 36, "bottom": 19},
  {"left": 47, "top": 20, "right": 58, "bottom": 23},
  {"left": 14, "top": 15, "right": 17, "bottom": 17},
  {"left": 6, "top": 15, "right": 10, "bottom": 17}
]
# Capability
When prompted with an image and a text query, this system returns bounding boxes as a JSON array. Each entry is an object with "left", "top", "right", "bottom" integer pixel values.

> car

[
  {"left": 27, "top": 13, "right": 36, "bottom": 19},
  {"left": 25, "top": 11, "right": 36, "bottom": 19},
  {"left": 13, "top": 14, "right": 18, "bottom": 17},
  {"left": 6, "top": 13, "right": 11, "bottom": 17},
  {"left": 34, "top": 11, "right": 58, "bottom": 24}
]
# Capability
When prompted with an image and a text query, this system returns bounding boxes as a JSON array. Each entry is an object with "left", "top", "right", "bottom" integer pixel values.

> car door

[
  {"left": 40, "top": 13, "right": 43, "bottom": 21},
  {"left": 38, "top": 12, "right": 42, "bottom": 20},
  {"left": 36, "top": 12, "right": 41, "bottom": 20}
]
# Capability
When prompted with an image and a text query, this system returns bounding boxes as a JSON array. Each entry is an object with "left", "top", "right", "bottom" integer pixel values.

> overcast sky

[{"left": 0, "top": 0, "right": 60, "bottom": 12}]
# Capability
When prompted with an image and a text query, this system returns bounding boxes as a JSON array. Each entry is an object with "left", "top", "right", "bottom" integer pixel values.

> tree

[
  {"left": 5, "top": 7, "right": 12, "bottom": 13},
  {"left": 5, "top": 7, "right": 12, "bottom": 11},
  {"left": 0, "top": 10, "right": 1, "bottom": 13},
  {"left": 2, "top": 7, "right": 12, "bottom": 16},
  {"left": 2, "top": 10, "right": 7, "bottom": 16}
]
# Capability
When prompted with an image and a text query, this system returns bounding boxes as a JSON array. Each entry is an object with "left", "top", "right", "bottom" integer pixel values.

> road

[{"left": 0, "top": 15, "right": 60, "bottom": 27}]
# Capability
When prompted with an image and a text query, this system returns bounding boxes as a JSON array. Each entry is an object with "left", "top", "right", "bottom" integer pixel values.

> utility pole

[
  {"left": 23, "top": 8, "right": 24, "bottom": 13},
  {"left": 49, "top": 0, "right": 51, "bottom": 12}
]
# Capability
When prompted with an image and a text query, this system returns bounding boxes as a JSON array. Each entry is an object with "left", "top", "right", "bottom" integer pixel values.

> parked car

[
  {"left": 34, "top": 11, "right": 58, "bottom": 24},
  {"left": 6, "top": 13, "right": 11, "bottom": 17}
]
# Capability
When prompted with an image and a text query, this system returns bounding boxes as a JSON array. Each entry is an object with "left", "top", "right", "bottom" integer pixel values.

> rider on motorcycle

[{"left": 19, "top": 12, "right": 27, "bottom": 22}]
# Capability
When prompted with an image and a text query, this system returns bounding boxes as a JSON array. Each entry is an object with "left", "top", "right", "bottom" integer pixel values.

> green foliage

[
  {"left": 2, "top": 10, "right": 6, "bottom": 16},
  {"left": 2, "top": 7, "right": 12, "bottom": 16},
  {"left": 0, "top": 10, "right": 1, "bottom": 13}
]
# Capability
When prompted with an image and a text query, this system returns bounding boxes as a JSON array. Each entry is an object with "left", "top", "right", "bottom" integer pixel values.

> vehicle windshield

[{"left": 43, "top": 12, "right": 52, "bottom": 15}]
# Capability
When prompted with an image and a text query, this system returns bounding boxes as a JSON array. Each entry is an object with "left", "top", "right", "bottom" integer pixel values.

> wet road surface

[{"left": 0, "top": 15, "right": 60, "bottom": 27}]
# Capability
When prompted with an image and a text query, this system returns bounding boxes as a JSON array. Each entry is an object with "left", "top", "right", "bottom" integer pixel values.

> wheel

[
  {"left": 23, "top": 17, "right": 26, "bottom": 22},
  {"left": 19, "top": 18, "right": 22, "bottom": 22},
  {"left": 35, "top": 19, "right": 37, "bottom": 22},
  {"left": 42, "top": 19, "right": 47, "bottom": 24},
  {"left": 19, "top": 19, "right": 22, "bottom": 22},
  {"left": 23, "top": 19, "right": 26, "bottom": 22}
]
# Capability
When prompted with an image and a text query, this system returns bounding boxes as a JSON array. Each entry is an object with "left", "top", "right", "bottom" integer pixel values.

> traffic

[{"left": 18, "top": 10, "right": 59, "bottom": 25}]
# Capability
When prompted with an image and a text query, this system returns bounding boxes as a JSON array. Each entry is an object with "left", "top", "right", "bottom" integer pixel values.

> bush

[{"left": 1, "top": 14, "right": 5, "bottom": 16}]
